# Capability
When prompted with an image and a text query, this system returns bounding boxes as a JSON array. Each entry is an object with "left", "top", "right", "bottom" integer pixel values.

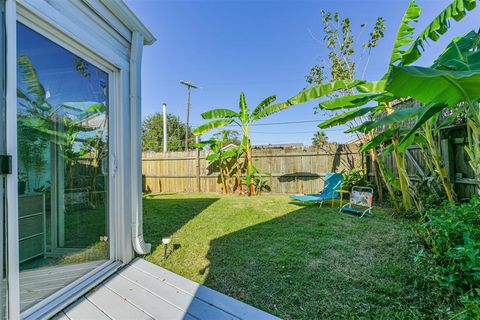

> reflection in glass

[{"left": 17, "top": 22, "right": 109, "bottom": 311}]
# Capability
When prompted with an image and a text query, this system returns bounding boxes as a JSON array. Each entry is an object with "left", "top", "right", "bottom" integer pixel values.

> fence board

[
  {"left": 366, "top": 125, "right": 478, "bottom": 201},
  {"left": 142, "top": 144, "right": 363, "bottom": 194}
]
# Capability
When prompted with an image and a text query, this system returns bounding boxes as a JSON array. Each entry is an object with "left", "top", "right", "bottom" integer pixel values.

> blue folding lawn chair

[{"left": 289, "top": 173, "right": 343, "bottom": 207}]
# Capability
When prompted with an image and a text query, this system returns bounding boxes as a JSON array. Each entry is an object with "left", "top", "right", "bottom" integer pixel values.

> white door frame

[{"left": 6, "top": 0, "right": 130, "bottom": 318}]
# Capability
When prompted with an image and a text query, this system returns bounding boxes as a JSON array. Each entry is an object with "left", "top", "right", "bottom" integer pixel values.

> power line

[
  {"left": 251, "top": 128, "right": 350, "bottom": 134},
  {"left": 192, "top": 119, "right": 330, "bottom": 128}
]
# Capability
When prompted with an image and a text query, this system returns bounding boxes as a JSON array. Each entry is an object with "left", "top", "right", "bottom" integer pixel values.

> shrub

[
  {"left": 417, "top": 199, "right": 480, "bottom": 318},
  {"left": 341, "top": 168, "right": 372, "bottom": 192}
]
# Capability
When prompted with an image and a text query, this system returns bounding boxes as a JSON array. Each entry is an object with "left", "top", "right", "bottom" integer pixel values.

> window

[{"left": 16, "top": 22, "right": 109, "bottom": 311}]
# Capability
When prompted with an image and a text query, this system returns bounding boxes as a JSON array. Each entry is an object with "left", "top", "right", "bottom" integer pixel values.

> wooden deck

[
  {"left": 52, "top": 258, "right": 278, "bottom": 320},
  {"left": 21, "top": 260, "right": 106, "bottom": 312}
]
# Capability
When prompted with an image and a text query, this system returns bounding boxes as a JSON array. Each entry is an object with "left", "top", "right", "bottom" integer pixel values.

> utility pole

[
  {"left": 162, "top": 103, "right": 167, "bottom": 153},
  {"left": 180, "top": 80, "right": 198, "bottom": 151}
]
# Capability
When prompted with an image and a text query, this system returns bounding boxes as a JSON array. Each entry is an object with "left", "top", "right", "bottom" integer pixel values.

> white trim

[
  {"left": 130, "top": 31, "right": 150, "bottom": 255},
  {"left": 16, "top": 0, "right": 128, "bottom": 70},
  {"left": 16, "top": 10, "right": 121, "bottom": 73},
  {"left": 5, "top": 0, "right": 20, "bottom": 318},
  {"left": 100, "top": 0, "right": 156, "bottom": 45}
]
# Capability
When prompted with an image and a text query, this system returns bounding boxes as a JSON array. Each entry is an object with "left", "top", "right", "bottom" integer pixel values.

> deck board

[
  {"left": 86, "top": 285, "right": 153, "bottom": 320},
  {"left": 20, "top": 260, "right": 106, "bottom": 311},
  {"left": 63, "top": 297, "right": 110, "bottom": 320},
  {"left": 52, "top": 258, "right": 279, "bottom": 320}
]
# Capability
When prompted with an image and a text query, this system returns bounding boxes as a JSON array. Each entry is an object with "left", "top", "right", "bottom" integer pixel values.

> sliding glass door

[
  {"left": 16, "top": 22, "right": 110, "bottom": 311},
  {"left": 0, "top": 1, "right": 7, "bottom": 319}
]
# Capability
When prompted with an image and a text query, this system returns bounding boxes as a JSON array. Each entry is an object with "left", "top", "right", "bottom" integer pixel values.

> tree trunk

[
  {"left": 386, "top": 102, "right": 414, "bottom": 211},
  {"left": 424, "top": 121, "right": 455, "bottom": 207},
  {"left": 365, "top": 132, "right": 383, "bottom": 201},
  {"left": 373, "top": 149, "right": 401, "bottom": 212},
  {"left": 245, "top": 137, "right": 255, "bottom": 196}
]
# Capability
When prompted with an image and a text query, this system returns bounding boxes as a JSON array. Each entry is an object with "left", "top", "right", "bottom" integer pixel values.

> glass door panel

[
  {"left": 16, "top": 22, "right": 109, "bottom": 311},
  {"left": 0, "top": 2, "right": 6, "bottom": 318}
]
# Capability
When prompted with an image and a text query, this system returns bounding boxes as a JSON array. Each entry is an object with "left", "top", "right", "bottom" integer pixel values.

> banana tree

[
  {"left": 192, "top": 93, "right": 290, "bottom": 195},
  {"left": 195, "top": 133, "right": 244, "bottom": 194},
  {"left": 300, "top": 0, "right": 478, "bottom": 210},
  {"left": 192, "top": 82, "right": 365, "bottom": 195},
  {"left": 297, "top": 0, "right": 423, "bottom": 211},
  {"left": 386, "top": 30, "right": 480, "bottom": 194}
]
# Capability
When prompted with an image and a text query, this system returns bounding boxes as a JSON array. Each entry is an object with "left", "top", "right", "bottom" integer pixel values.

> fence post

[
  {"left": 195, "top": 136, "right": 201, "bottom": 192},
  {"left": 440, "top": 134, "right": 455, "bottom": 193}
]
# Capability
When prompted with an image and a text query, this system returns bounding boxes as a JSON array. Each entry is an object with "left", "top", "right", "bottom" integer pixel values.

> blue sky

[{"left": 126, "top": 0, "right": 479, "bottom": 145}]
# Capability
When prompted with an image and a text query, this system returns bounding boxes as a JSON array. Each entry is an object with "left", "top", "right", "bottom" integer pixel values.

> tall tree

[
  {"left": 312, "top": 130, "right": 328, "bottom": 147},
  {"left": 142, "top": 113, "right": 195, "bottom": 152},
  {"left": 306, "top": 11, "right": 387, "bottom": 201}
]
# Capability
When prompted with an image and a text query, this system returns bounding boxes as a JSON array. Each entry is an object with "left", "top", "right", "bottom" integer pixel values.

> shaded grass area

[{"left": 144, "top": 193, "right": 453, "bottom": 319}]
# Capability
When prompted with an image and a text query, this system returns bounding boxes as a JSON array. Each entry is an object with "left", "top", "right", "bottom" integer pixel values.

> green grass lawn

[{"left": 143, "top": 193, "right": 453, "bottom": 319}]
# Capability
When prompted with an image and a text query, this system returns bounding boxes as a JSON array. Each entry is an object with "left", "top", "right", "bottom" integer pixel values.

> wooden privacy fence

[
  {"left": 142, "top": 144, "right": 364, "bottom": 194},
  {"left": 366, "top": 125, "right": 478, "bottom": 200}
]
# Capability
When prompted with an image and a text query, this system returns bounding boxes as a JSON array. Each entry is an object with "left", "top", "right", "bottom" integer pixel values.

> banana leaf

[
  {"left": 192, "top": 119, "right": 234, "bottom": 135},
  {"left": 287, "top": 80, "right": 364, "bottom": 105},
  {"left": 401, "top": 0, "right": 477, "bottom": 65},
  {"left": 364, "top": 106, "right": 423, "bottom": 131},
  {"left": 319, "top": 92, "right": 394, "bottom": 110},
  {"left": 344, "top": 121, "right": 374, "bottom": 134},
  {"left": 399, "top": 102, "right": 448, "bottom": 148},
  {"left": 201, "top": 108, "right": 239, "bottom": 120},
  {"left": 432, "top": 30, "right": 480, "bottom": 69},
  {"left": 252, "top": 102, "right": 292, "bottom": 120},
  {"left": 318, "top": 106, "right": 376, "bottom": 129},
  {"left": 251, "top": 95, "right": 277, "bottom": 117},
  {"left": 386, "top": 65, "right": 480, "bottom": 106},
  {"left": 239, "top": 93, "right": 250, "bottom": 123},
  {"left": 360, "top": 128, "right": 396, "bottom": 152},
  {"left": 356, "top": 81, "right": 387, "bottom": 93},
  {"left": 18, "top": 54, "right": 47, "bottom": 104},
  {"left": 389, "top": 0, "right": 422, "bottom": 65}
]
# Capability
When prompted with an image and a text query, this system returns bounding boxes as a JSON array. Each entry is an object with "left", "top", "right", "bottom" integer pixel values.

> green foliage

[
  {"left": 141, "top": 112, "right": 195, "bottom": 152},
  {"left": 192, "top": 92, "right": 295, "bottom": 195},
  {"left": 417, "top": 199, "right": 480, "bottom": 318},
  {"left": 196, "top": 131, "right": 245, "bottom": 194},
  {"left": 401, "top": 0, "right": 477, "bottom": 65},
  {"left": 306, "top": 11, "right": 386, "bottom": 86},
  {"left": 341, "top": 168, "right": 371, "bottom": 192},
  {"left": 318, "top": 106, "right": 376, "bottom": 129},
  {"left": 389, "top": 0, "right": 421, "bottom": 65},
  {"left": 311, "top": 130, "right": 328, "bottom": 147},
  {"left": 213, "top": 130, "right": 241, "bottom": 146},
  {"left": 386, "top": 65, "right": 480, "bottom": 107}
]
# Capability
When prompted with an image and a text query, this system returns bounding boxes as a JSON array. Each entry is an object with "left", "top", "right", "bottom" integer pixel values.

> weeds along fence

[
  {"left": 142, "top": 143, "right": 364, "bottom": 194},
  {"left": 366, "top": 124, "right": 478, "bottom": 201}
]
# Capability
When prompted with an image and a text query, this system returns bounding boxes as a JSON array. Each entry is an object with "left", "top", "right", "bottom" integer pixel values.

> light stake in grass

[{"left": 162, "top": 236, "right": 172, "bottom": 260}]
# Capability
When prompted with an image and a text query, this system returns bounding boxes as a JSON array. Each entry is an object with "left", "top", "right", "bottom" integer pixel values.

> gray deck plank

[
  {"left": 53, "top": 258, "right": 278, "bottom": 320},
  {"left": 21, "top": 261, "right": 105, "bottom": 312},
  {"left": 20, "top": 261, "right": 104, "bottom": 281},
  {"left": 86, "top": 284, "right": 154, "bottom": 320},
  {"left": 103, "top": 271, "right": 189, "bottom": 320},
  {"left": 51, "top": 312, "right": 71, "bottom": 320},
  {"left": 119, "top": 265, "right": 237, "bottom": 320},
  {"left": 63, "top": 297, "right": 110, "bottom": 320},
  {"left": 131, "top": 259, "right": 278, "bottom": 320}
]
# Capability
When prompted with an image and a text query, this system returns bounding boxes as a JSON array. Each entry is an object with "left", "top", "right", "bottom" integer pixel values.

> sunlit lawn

[{"left": 143, "top": 193, "right": 453, "bottom": 319}]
